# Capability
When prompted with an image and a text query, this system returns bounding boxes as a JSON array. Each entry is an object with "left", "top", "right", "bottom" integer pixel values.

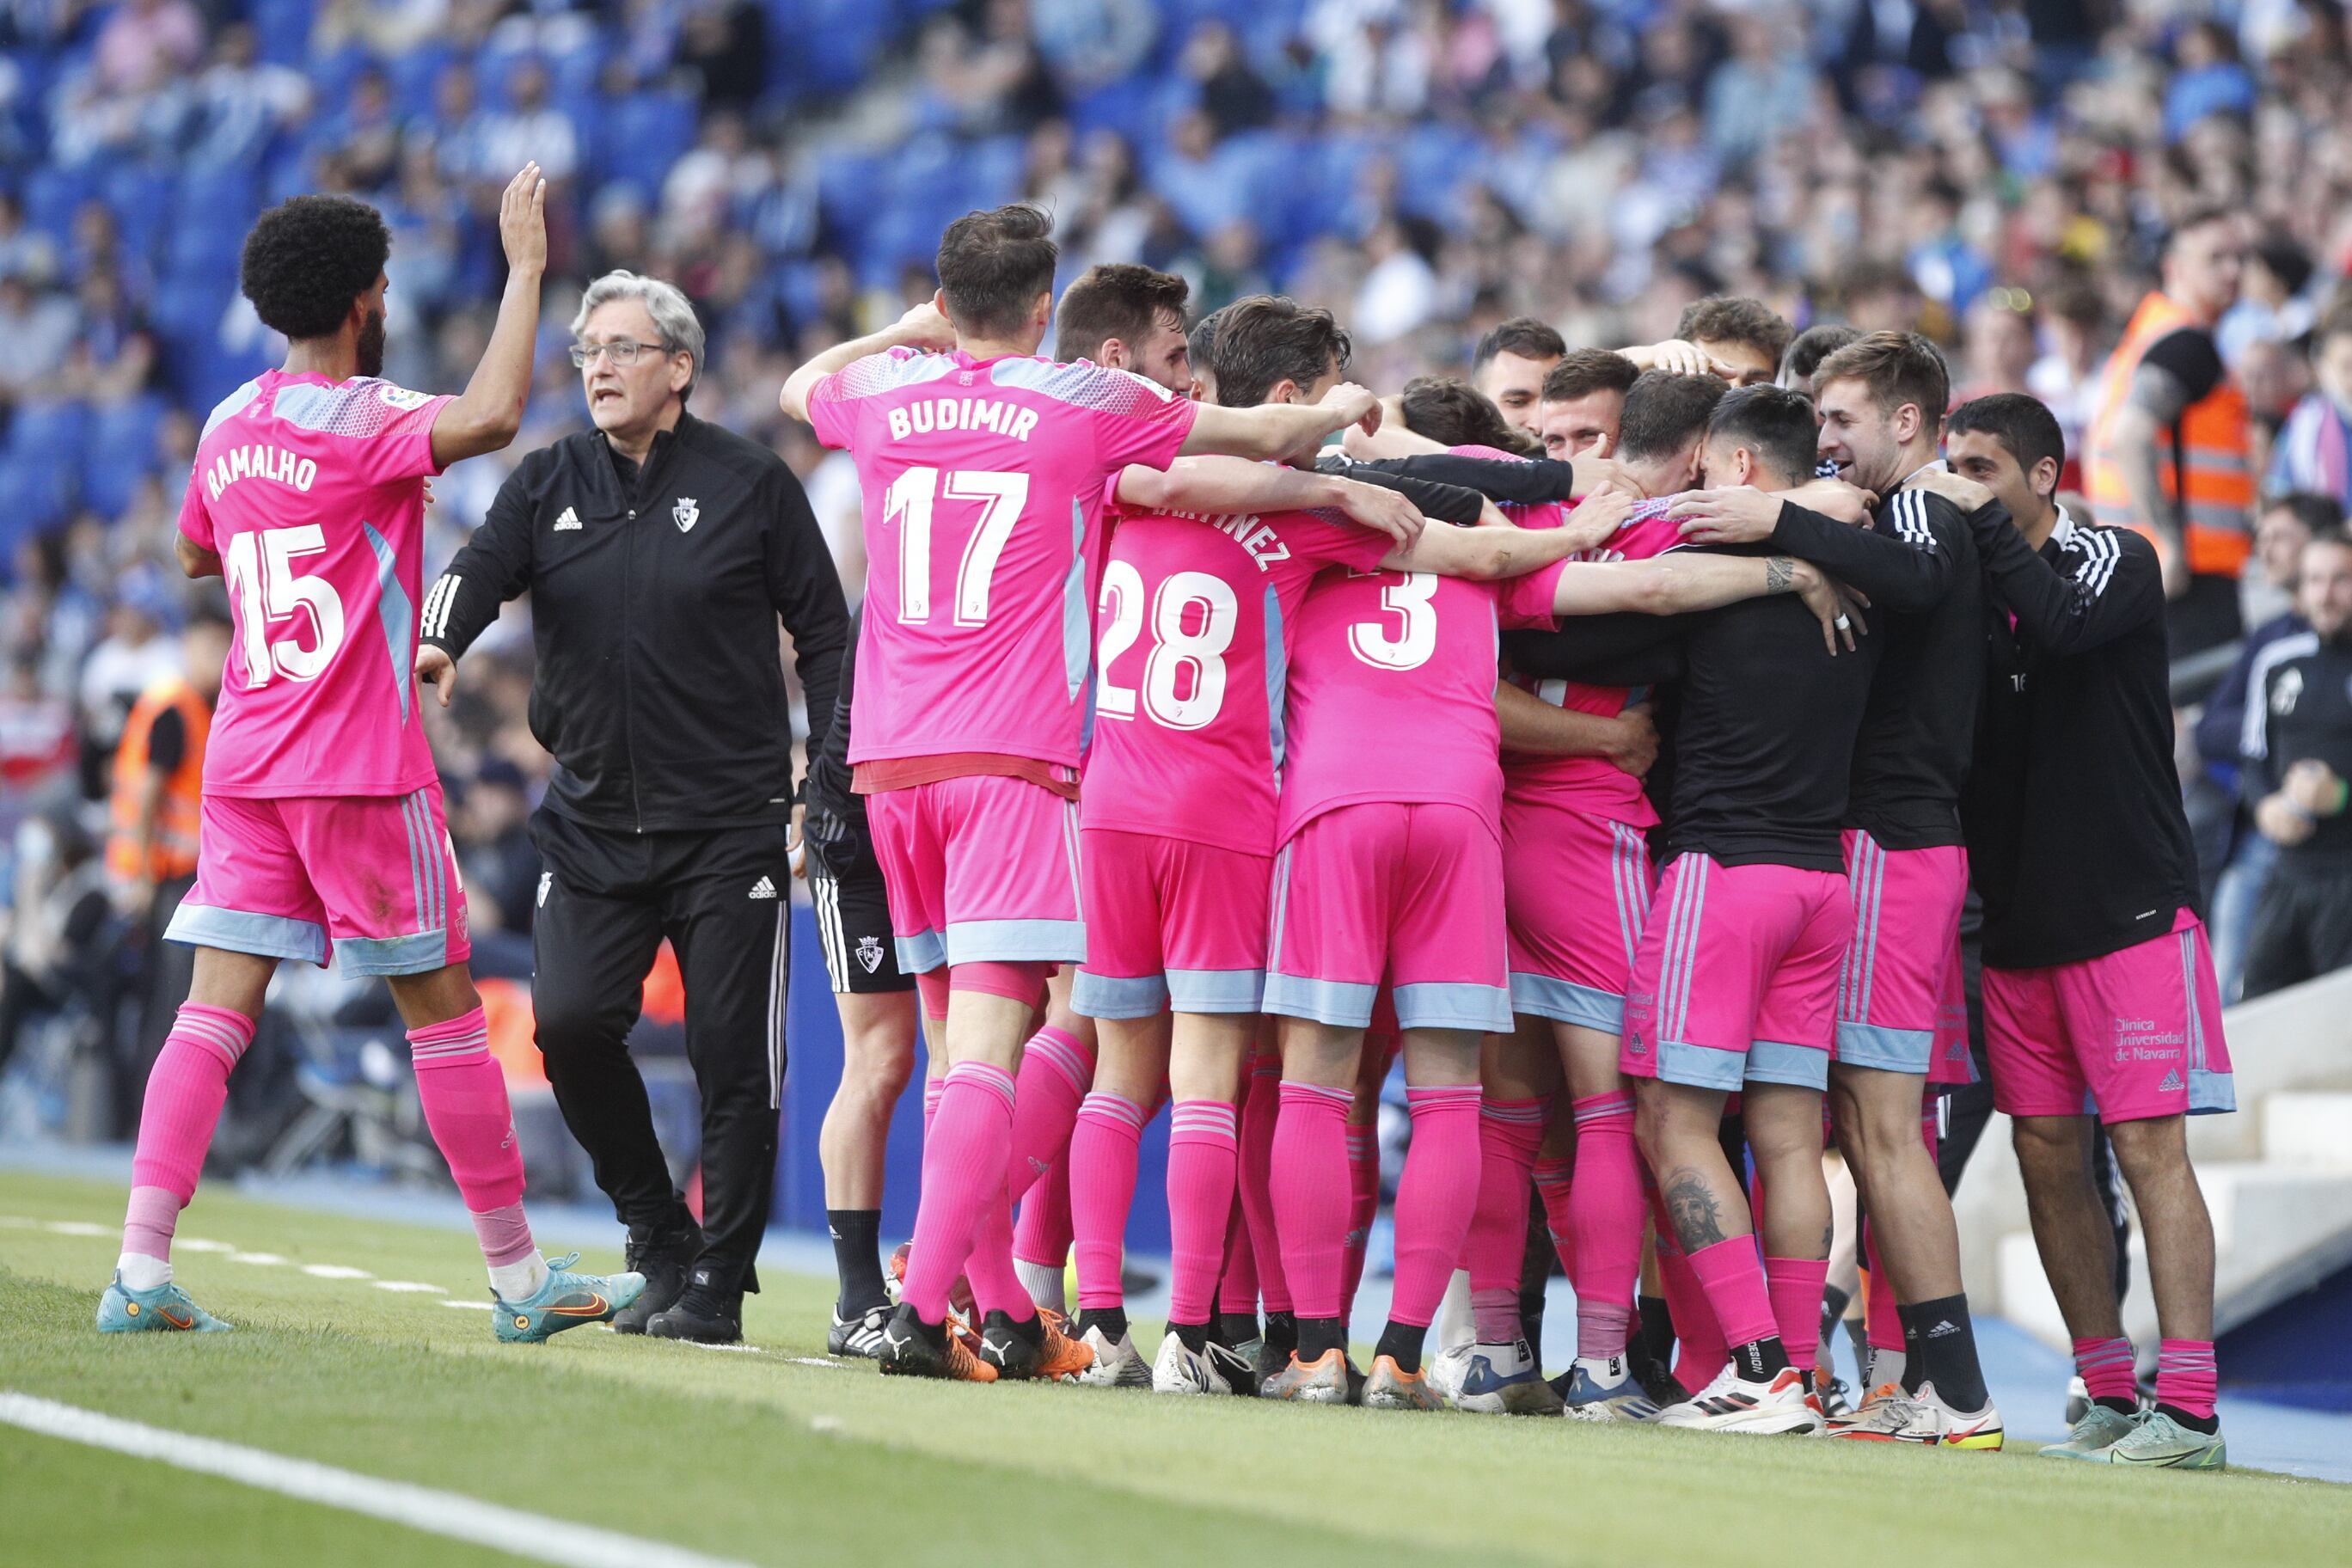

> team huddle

[
  {"left": 94, "top": 184, "right": 2231, "bottom": 1475},
  {"left": 787, "top": 206, "right": 2233, "bottom": 1468}
]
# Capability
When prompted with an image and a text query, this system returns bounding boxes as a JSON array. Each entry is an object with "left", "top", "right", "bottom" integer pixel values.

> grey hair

[{"left": 572, "top": 270, "right": 704, "bottom": 398}]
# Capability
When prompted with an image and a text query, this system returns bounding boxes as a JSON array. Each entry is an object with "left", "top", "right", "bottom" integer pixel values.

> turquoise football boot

[
  {"left": 493, "top": 1253, "right": 646, "bottom": 1344},
  {"left": 96, "top": 1272, "right": 232, "bottom": 1333}
]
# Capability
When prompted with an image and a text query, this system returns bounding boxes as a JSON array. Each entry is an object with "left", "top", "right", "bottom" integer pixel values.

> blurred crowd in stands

[{"left": 6, "top": 0, "right": 2352, "bottom": 1151}]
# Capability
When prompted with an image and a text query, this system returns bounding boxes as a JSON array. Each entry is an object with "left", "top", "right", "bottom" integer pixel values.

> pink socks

[
  {"left": 1686, "top": 1236, "right": 1777, "bottom": 1356},
  {"left": 1167, "top": 1099, "right": 1238, "bottom": 1325},
  {"left": 1069, "top": 1090, "right": 1147, "bottom": 1311},
  {"left": 1467, "top": 1097, "right": 1547, "bottom": 1344},
  {"left": 1654, "top": 1225, "right": 1727, "bottom": 1392},
  {"left": 1240, "top": 1056, "right": 1290, "bottom": 1314},
  {"left": 1533, "top": 1155, "right": 1575, "bottom": 1268},
  {"left": 121, "top": 1003, "right": 257, "bottom": 1264},
  {"left": 1012, "top": 1158, "right": 1072, "bottom": 1271},
  {"left": 900, "top": 1060, "right": 1015, "bottom": 1322},
  {"left": 1217, "top": 1187, "right": 1258, "bottom": 1317},
  {"left": 1568, "top": 1090, "right": 1641, "bottom": 1357},
  {"left": 1271, "top": 1080, "right": 1351, "bottom": 1320},
  {"left": 1341, "top": 1121, "right": 1379, "bottom": 1320},
  {"left": 2157, "top": 1338, "right": 2217, "bottom": 1421},
  {"left": 1388, "top": 1083, "right": 1480, "bottom": 1328},
  {"left": 1864, "top": 1222, "right": 1903, "bottom": 1362},
  {"left": 2075, "top": 1334, "right": 2138, "bottom": 1405},
  {"left": 1764, "top": 1255, "right": 1829, "bottom": 1369},
  {"left": 1008, "top": 1025, "right": 1092, "bottom": 1206},
  {"left": 407, "top": 1007, "right": 526, "bottom": 1216}
]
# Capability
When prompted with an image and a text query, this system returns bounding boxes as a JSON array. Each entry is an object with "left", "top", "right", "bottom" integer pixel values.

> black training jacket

[
  {"left": 1959, "top": 504, "right": 2199, "bottom": 969},
  {"left": 420, "top": 413, "right": 848, "bottom": 833}
]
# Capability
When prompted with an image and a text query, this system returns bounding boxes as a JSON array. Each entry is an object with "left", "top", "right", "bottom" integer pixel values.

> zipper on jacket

[{"left": 622, "top": 499, "right": 645, "bottom": 833}]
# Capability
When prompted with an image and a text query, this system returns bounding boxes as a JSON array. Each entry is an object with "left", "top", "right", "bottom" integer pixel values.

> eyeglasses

[{"left": 570, "top": 340, "right": 668, "bottom": 368}]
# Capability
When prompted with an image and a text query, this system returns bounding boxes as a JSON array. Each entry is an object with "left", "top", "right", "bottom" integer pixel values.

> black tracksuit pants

[{"left": 530, "top": 808, "right": 792, "bottom": 1295}]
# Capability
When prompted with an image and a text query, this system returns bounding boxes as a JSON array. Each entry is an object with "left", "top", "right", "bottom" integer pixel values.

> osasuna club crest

[
  {"left": 673, "top": 497, "right": 699, "bottom": 533},
  {"left": 855, "top": 935, "right": 885, "bottom": 974}
]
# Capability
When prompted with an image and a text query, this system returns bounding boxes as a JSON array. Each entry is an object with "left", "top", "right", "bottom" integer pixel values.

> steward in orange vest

[
  {"left": 107, "top": 675, "right": 210, "bottom": 888},
  {"left": 2085, "top": 291, "right": 2256, "bottom": 579}
]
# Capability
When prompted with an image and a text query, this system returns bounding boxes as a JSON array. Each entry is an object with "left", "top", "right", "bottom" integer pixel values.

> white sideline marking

[
  {"left": 0, "top": 1215, "right": 38, "bottom": 1228},
  {"left": 677, "top": 1341, "right": 761, "bottom": 1356},
  {"left": 0, "top": 1392, "right": 756, "bottom": 1568},
  {"left": 227, "top": 1253, "right": 286, "bottom": 1266},
  {"left": 440, "top": 1299, "right": 494, "bottom": 1311},
  {"left": 786, "top": 1357, "right": 849, "bottom": 1372},
  {"left": 175, "top": 1238, "right": 234, "bottom": 1253},
  {"left": 44, "top": 1221, "right": 109, "bottom": 1237},
  {"left": 299, "top": 1265, "right": 372, "bottom": 1280},
  {"left": 371, "top": 1281, "right": 445, "bottom": 1294}
]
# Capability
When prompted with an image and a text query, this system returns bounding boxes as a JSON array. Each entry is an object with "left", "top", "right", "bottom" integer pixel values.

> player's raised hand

[
  {"left": 1561, "top": 486, "right": 1637, "bottom": 551},
  {"left": 1903, "top": 466, "right": 1994, "bottom": 513},
  {"left": 1571, "top": 438, "right": 1642, "bottom": 501},
  {"left": 498, "top": 163, "right": 547, "bottom": 276},
  {"left": 1671, "top": 486, "right": 1783, "bottom": 544},
  {"left": 1319, "top": 381, "right": 1382, "bottom": 435},
  {"left": 415, "top": 643, "right": 458, "bottom": 707},
  {"left": 893, "top": 297, "right": 958, "bottom": 351},
  {"left": 1336, "top": 478, "right": 1425, "bottom": 551}
]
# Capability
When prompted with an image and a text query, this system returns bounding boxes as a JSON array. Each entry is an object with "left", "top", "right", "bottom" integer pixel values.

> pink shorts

[
  {"left": 1071, "top": 827, "right": 1270, "bottom": 1018},
  {"left": 167, "top": 784, "right": 470, "bottom": 977},
  {"left": 1504, "top": 798, "right": 1654, "bottom": 1032},
  {"left": 1264, "top": 801, "right": 1510, "bottom": 1034},
  {"left": 1927, "top": 948, "right": 1976, "bottom": 1087},
  {"left": 1983, "top": 910, "right": 2234, "bottom": 1125},
  {"left": 1620, "top": 854, "right": 1849, "bottom": 1093},
  {"left": 865, "top": 772, "right": 1083, "bottom": 974},
  {"left": 1833, "top": 833, "right": 1967, "bottom": 1077}
]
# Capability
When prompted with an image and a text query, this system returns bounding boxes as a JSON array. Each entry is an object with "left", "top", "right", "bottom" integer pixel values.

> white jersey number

[
  {"left": 1348, "top": 571, "right": 1439, "bottom": 671},
  {"left": 888, "top": 466, "right": 1029, "bottom": 628},
  {"left": 223, "top": 524, "right": 346, "bottom": 687},
  {"left": 1097, "top": 563, "right": 1238, "bottom": 730}
]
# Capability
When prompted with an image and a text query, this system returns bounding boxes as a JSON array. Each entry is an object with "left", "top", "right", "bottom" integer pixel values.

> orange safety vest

[
  {"left": 2084, "top": 291, "right": 2255, "bottom": 578},
  {"left": 107, "top": 677, "right": 210, "bottom": 883}
]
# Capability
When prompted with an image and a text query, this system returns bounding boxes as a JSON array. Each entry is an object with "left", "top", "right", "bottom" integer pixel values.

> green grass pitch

[{"left": 2, "top": 1169, "right": 2345, "bottom": 1566}]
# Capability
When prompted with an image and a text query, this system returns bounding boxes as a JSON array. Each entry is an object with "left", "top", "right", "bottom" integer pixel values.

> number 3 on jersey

[
  {"left": 1098, "top": 561, "right": 1237, "bottom": 730},
  {"left": 223, "top": 524, "right": 346, "bottom": 687},
  {"left": 887, "top": 466, "right": 1029, "bottom": 626},
  {"left": 1349, "top": 571, "right": 1438, "bottom": 671}
]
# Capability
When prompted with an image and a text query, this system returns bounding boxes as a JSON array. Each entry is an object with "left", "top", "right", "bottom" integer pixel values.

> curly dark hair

[{"left": 240, "top": 195, "right": 391, "bottom": 342}]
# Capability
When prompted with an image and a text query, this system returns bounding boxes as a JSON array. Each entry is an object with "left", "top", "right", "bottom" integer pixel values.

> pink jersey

[
  {"left": 1502, "top": 493, "right": 1686, "bottom": 824},
  {"left": 1082, "top": 499, "right": 1389, "bottom": 856},
  {"left": 806, "top": 346, "right": 1197, "bottom": 768},
  {"left": 1276, "top": 558, "right": 1565, "bottom": 844},
  {"left": 175, "top": 370, "right": 451, "bottom": 798}
]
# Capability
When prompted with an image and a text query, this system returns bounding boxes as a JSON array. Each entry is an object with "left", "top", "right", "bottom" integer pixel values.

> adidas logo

[
  {"left": 2159, "top": 1068, "right": 2184, "bottom": 1093},
  {"left": 749, "top": 876, "right": 778, "bottom": 900},
  {"left": 553, "top": 505, "right": 581, "bottom": 531},
  {"left": 1927, "top": 1320, "right": 1959, "bottom": 1338}
]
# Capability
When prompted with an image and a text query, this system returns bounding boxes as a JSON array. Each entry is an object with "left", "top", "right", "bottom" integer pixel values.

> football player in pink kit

[
  {"left": 1257, "top": 409, "right": 1857, "bottom": 1407},
  {"left": 97, "top": 172, "right": 647, "bottom": 1342},
  {"left": 1066, "top": 297, "right": 1644, "bottom": 1395},
  {"left": 1455, "top": 373, "right": 1739, "bottom": 1418},
  {"left": 779, "top": 207, "right": 1391, "bottom": 1382}
]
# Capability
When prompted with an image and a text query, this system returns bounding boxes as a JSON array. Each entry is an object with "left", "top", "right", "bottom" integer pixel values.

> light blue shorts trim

[
  {"left": 1167, "top": 967, "right": 1265, "bottom": 1015},
  {"left": 1262, "top": 973, "right": 1379, "bottom": 1028},
  {"left": 165, "top": 903, "right": 329, "bottom": 967},
  {"left": 1653, "top": 1036, "right": 1829, "bottom": 1093},
  {"left": 1392, "top": 980, "right": 1513, "bottom": 1034},
  {"left": 943, "top": 916, "right": 1087, "bottom": 967},
  {"left": 1834, "top": 1020, "right": 1933, "bottom": 1075},
  {"left": 894, "top": 928, "right": 947, "bottom": 976},
  {"left": 1071, "top": 970, "right": 1167, "bottom": 1020},
  {"left": 334, "top": 928, "right": 455, "bottom": 977},
  {"left": 1510, "top": 971, "right": 1626, "bottom": 1032}
]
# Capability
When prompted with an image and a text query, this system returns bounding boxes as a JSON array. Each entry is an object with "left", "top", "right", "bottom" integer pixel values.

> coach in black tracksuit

[{"left": 418, "top": 273, "right": 848, "bottom": 1344}]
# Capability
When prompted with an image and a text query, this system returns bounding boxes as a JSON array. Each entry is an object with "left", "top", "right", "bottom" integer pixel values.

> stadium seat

[
  {"left": 591, "top": 92, "right": 698, "bottom": 197},
  {"left": 83, "top": 396, "right": 168, "bottom": 520}
]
